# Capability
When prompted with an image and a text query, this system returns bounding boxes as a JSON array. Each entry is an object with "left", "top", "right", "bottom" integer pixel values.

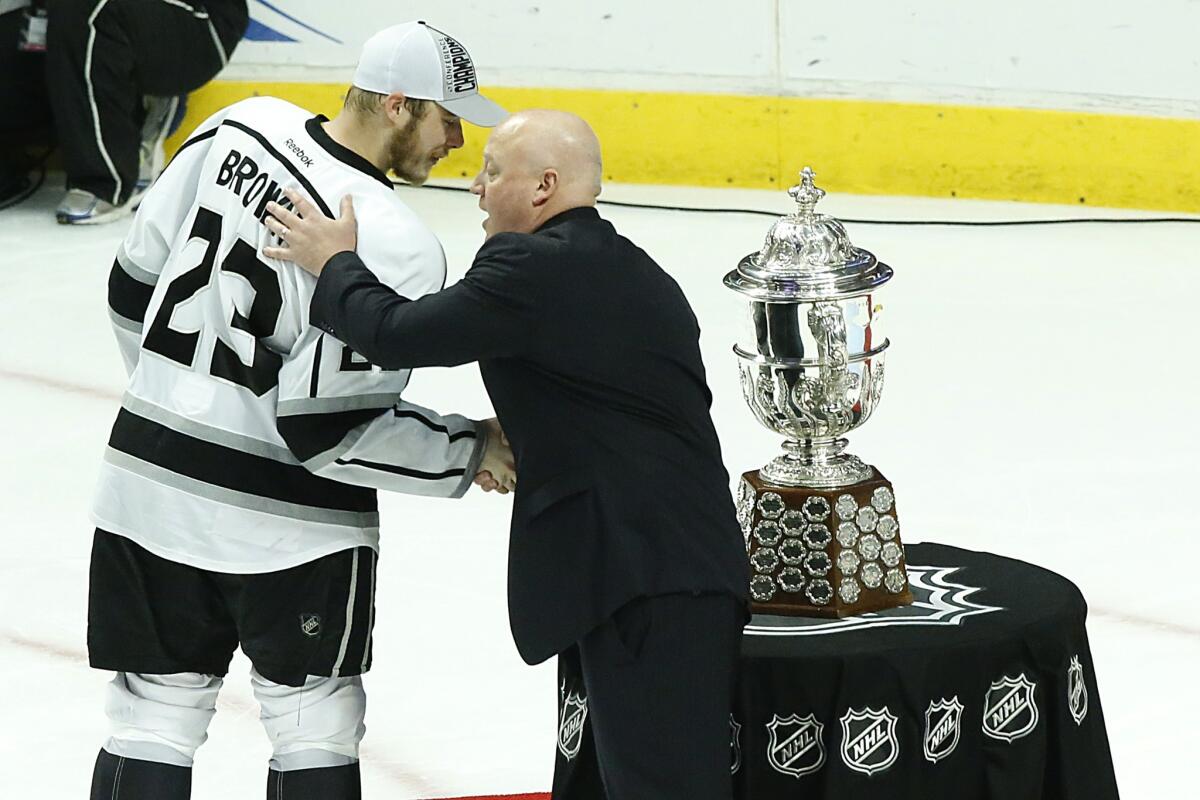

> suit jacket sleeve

[{"left": 308, "top": 233, "right": 541, "bottom": 369}]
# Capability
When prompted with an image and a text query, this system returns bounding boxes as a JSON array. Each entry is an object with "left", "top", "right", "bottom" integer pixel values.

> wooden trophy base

[{"left": 736, "top": 468, "right": 914, "bottom": 618}]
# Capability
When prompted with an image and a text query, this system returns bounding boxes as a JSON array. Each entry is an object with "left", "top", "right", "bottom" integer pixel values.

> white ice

[{"left": 0, "top": 178, "right": 1196, "bottom": 798}]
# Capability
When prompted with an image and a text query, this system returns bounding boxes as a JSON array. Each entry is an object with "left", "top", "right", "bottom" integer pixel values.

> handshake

[{"left": 475, "top": 417, "right": 516, "bottom": 495}]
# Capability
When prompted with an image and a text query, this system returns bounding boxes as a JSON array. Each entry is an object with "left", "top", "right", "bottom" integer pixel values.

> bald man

[{"left": 264, "top": 110, "right": 751, "bottom": 799}]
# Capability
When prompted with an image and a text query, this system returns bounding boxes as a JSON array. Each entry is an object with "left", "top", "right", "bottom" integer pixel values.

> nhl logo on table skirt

[
  {"left": 557, "top": 690, "right": 588, "bottom": 761},
  {"left": 983, "top": 674, "right": 1039, "bottom": 742},
  {"left": 1067, "top": 655, "right": 1089, "bottom": 725},
  {"left": 923, "top": 697, "right": 964, "bottom": 763},
  {"left": 730, "top": 715, "right": 743, "bottom": 774},
  {"left": 766, "top": 713, "right": 826, "bottom": 777},
  {"left": 839, "top": 706, "right": 899, "bottom": 775}
]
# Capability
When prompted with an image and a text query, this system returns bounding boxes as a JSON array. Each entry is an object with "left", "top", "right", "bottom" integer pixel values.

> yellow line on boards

[{"left": 166, "top": 81, "right": 1200, "bottom": 212}]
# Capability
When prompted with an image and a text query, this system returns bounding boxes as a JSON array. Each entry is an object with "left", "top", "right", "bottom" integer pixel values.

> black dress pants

[
  {"left": 45, "top": 0, "right": 247, "bottom": 205},
  {"left": 553, "top": 592, "right": 745, "bottom": 800}
]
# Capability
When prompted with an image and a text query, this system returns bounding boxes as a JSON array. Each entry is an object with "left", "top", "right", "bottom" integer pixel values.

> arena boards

[{"left": 168, "top": 80, "right": 1200, "bottom": 213}]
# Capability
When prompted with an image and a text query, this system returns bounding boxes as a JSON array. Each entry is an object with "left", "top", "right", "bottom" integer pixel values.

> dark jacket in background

[{"left": 311, "top": 206, "right": 750, "bottom": 664}]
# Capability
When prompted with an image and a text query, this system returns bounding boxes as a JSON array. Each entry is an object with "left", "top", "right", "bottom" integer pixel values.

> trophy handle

[{"left": 807, "top": 302, "right": 854, "bottom": 431}]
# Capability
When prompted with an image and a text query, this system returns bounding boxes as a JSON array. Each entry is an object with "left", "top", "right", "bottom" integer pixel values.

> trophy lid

[{"left": 724, "top": 167, "right": 893, "bottom": 301}]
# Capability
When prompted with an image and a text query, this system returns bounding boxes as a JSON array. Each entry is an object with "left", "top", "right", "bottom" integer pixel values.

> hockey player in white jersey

[{"left": 88, "top": 22, "right": 509, "bottom": 799}]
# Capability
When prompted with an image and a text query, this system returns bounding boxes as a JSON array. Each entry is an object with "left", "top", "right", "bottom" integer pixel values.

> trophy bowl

[
  {"left": 725, "top": 169, "right": 892, "bottom": 488},
  {"left": 725, "top": 167, "right": 912, "bottom": 616}
]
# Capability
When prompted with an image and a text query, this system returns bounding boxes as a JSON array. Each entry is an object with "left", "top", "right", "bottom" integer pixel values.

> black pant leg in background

[
  {"left": 45, "top": 0, "right": 247, "bottom": 205},
  {"left": 565, "top": 592, "right": 744, "bottom": 800},
  {"left": 0, "top": 10, "right": 53, "bottom": 184}
]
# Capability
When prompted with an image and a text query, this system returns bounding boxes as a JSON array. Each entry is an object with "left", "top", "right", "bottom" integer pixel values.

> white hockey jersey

[{"left": 93, "top": 97, "right": 484, "bottom": 573}]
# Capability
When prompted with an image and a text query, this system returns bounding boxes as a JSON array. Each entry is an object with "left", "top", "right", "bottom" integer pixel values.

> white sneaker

[{"left": 55, "top": 188, "right": 130, "bottom": 225}]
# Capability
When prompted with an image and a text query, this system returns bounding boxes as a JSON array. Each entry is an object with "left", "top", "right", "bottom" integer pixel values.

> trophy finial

[{"left": 788, "top": 167, "right": 826, "bottom": 216}]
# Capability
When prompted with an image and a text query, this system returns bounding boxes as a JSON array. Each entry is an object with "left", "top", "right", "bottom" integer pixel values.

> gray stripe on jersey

[
  {"left": 109, "top": 308, "right": 143, "bottom": 334},
  {"left": 115, "top": 248, "right": 158, "bottom": 285},
  {"left": 302, "top": 421, "right": 366, "bottom": 473},
  {"left": 122, "top": 394, "right": 298, "bottom": 464},
  {"left": 105, "top": 448, "right": 381, "bottom": 528},
  {"left": 277, "top": 394, "right": 402, "bottom": 416},
  {"left": 460, "top": 421, "right": 487, "bottom": 489}
]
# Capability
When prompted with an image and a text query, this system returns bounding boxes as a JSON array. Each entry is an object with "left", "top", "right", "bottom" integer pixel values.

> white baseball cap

[{"left": 352, "top": 21, "right": 507, "bottom": 127}]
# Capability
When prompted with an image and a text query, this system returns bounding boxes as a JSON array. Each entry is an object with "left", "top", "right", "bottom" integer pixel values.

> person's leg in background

[
  {"left": 0, "top": 5, "right": 53, "bottom": 205},
  {"left": 44, "top": 0, "right": 246, "bottom": 223},
  {"left": 44, "top": 0, "right": 139, "bottom": 221},
  {"left": 122, "top": 0, "right": 246, "bottom": 201}
]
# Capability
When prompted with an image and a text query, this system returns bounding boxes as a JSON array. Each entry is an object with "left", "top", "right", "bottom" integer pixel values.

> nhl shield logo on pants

[
  {"left": 840, "top": 706, "right": 899, "bottom": 775},
  {"left": 298, "top": 613, "right": 321, "bottom": 637},
  {"left": 557, "top": 690, "right": 588, "bottom": 761},
  {"left": 923, "top": 697, "right": 964, "bottom": 763},
  {"left": 730, "top": 714, "right": 743, "bottom": 774},
  {"left": 983, "top": 673, "right": 1039, "bottom": 742},
  {"left": 1067, "top": 655, "right": 1088, "bottom": 725},
  {"left": 766, "top": 713, "right": 826, "bottom": 777}
]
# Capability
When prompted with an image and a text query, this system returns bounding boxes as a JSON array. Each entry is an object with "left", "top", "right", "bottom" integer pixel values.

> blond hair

[{"left": 343, "top": 86, "right": 433, "bottom": 118}]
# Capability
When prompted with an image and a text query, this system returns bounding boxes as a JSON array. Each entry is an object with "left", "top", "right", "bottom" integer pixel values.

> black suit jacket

[{"left": 310, "top": 206, "right": 750, "bottom": 664}]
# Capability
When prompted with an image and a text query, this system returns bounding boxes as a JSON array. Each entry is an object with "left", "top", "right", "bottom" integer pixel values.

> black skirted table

[{"left": 553, "top": 543, "right": 1120, "bottom": 799}]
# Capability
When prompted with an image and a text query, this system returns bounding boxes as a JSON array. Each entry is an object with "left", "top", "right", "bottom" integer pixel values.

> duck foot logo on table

[
  {"left": 923, "top": 697, "right": 963, "bottom": 763},
  {"left": 983, "top": 674, "right": 1039, "bottom": 742},
  {"left": 744, "top": 564, "right": 1002, "bottom": 637},
  {"left": 557, "top": 690, "right": 588, "bottom": 761},
  {"left": 766, "top": 713, "right": 825, "bottom": 777},
  {"left": 840, "top": 706, "right": 899, "bottom": 775},
  {"left": 1067, "top": 655, "right": 1089, "bottom": 725}
]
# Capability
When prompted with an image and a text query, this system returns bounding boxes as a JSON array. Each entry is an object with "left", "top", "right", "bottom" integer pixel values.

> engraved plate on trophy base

[{"left": 739, "top": 468, "right": 913, "bottom": 618}]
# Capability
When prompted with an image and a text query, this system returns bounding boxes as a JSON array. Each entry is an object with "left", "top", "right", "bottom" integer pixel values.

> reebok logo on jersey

[
  {"left": 216, "top": 149, "right": 296, "bottom": 222},
  {"left": 285, "top": 138, "right": 314, "bottom": 167}
]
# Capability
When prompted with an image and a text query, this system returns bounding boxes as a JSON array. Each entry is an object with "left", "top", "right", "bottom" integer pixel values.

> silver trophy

[{"left": 726, "top": 168, "right": 911, "bottom": 616}]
